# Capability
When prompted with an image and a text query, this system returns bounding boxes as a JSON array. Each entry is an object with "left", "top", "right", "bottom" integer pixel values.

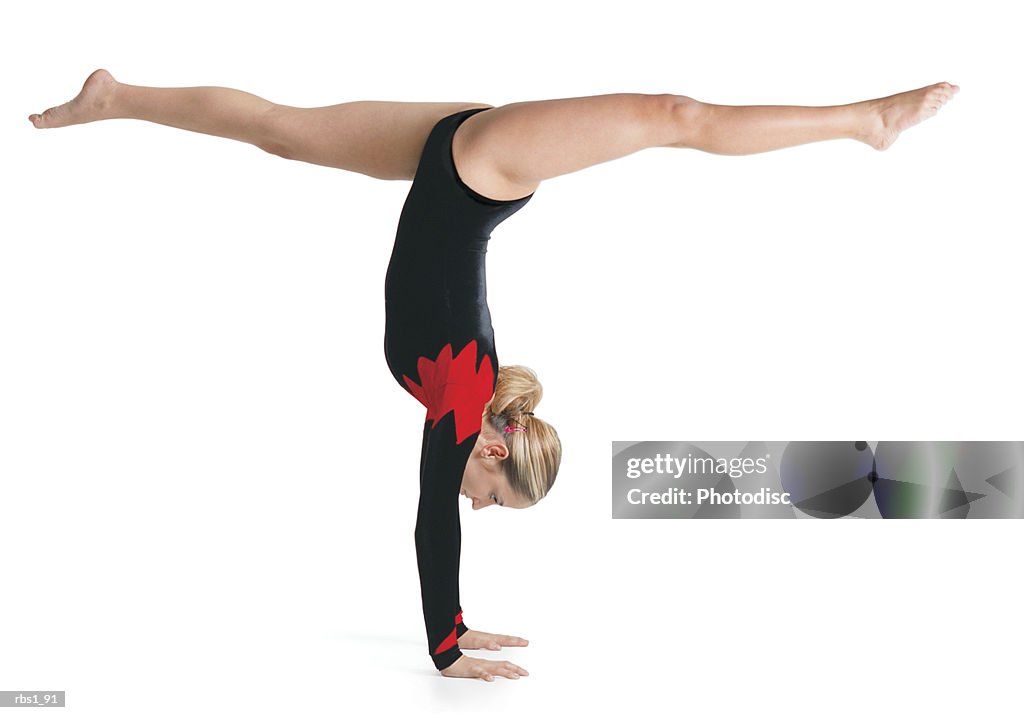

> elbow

[{"left": 413, "top": 522, "right": 432, "bottom": 547}]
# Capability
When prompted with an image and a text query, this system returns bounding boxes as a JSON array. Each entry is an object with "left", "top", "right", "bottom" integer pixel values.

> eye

[{"left": 489, "top": 493, "right": 499, "bottom": 504}]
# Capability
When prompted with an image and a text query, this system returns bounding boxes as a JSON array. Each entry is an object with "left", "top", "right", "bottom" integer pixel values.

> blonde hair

[{"left": 483, "top": 365, "right": 561, "bottom": 506}]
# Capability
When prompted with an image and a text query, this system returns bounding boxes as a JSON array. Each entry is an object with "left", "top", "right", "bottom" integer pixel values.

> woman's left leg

[{"left": 452, "top": 82, "right": 959, "bottom": 201}]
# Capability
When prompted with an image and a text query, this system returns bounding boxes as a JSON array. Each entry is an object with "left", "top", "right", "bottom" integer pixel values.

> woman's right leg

[{"left": 28, "top": 69, "right": 493, "bottom": 181}]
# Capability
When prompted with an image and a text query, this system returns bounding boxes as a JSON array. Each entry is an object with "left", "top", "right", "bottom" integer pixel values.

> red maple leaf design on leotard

[{"left": 402, "top": 339, "right": 494, "bottom": 444}]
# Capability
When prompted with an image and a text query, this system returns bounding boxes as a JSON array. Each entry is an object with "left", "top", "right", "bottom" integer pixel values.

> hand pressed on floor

[
  {"left": 441, "top": 655, "right": 529, "bottom": 682},
  {"left": 458, "top": 629, "right": 529, "bottom": 651}
]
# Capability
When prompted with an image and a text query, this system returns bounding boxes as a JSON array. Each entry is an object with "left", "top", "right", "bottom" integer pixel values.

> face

[{"left": 460, "top": 436, "right": 532, "bottom": 510}]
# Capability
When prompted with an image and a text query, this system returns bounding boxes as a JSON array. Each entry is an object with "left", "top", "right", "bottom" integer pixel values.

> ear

[{"left": 485, "top": 440, "right": 511, "bottom": 460}]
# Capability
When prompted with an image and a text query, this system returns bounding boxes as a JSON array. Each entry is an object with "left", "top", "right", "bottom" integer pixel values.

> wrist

[{"left": 433, "top": 644, "right": 463, "bottom": 671}]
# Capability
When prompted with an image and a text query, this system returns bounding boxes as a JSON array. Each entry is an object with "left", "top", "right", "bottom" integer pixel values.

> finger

[
  {"left": 505, "top": 661, "right": 528, "bottom": 675},
  {"left": 479, "top": 671, "right": 494, "bottom": 682},
  {"left": 502, "top": 661, "right": 527, "bottom": 675},
  {"left": 487, "top": 642, "right": 501, "bottom": 650}
]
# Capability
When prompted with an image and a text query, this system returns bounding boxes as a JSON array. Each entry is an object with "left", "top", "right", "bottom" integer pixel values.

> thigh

[
  {"left": 452, "top": 93, "right": 684, "bottom": 200},
  {"left": 267, "top": 100, "right": 494, "bottom": 180}
]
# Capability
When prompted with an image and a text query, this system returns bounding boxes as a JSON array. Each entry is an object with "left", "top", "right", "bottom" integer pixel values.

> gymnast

[{"left": 28, "top": 70, "right": 958, "bottom": 681}]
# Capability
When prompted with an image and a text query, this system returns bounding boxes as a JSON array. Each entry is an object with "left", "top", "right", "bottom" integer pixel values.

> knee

[
  {"left": 256, "top": 105, "right": 292, "bottom": 159},
  {"left": 258, "top": 140, "right": 292, "bottom": 159},
  {"left": 660, "top": 94, "right": 705, "bottom": 149}
]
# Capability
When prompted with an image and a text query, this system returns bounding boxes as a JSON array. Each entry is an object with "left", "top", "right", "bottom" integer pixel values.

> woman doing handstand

[{"left": 28, "top": 71, "right": 958, "bottom": 682}]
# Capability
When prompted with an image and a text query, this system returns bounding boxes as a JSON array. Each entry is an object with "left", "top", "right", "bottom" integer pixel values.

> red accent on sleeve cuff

[
  {"left": 434, "top": 627, "right": 459, "bottom": 654},
  {"left": 434, "top": 611, "right": 465, "bottom": 655}
]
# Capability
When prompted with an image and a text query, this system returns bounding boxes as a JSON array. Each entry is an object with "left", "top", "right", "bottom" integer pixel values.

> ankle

[
  {"left": 103, "top": 80, "right": 129, "bottom": 120},
  {"left": 842, "top": 100, "right": 876, "bottom": 143}
]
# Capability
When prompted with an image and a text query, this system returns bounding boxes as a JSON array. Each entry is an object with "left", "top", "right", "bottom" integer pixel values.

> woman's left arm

[{"left": 414, "top": 417, "right": 477, "bottom": 671}]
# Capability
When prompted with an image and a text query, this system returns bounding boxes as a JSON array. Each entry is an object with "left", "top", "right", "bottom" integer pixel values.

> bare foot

[
  {"left": 29, "top": 68, "right": 120, "bottom": 129},
  {"left": 856, "top": 82, "right": 960, "bottom": 151}
]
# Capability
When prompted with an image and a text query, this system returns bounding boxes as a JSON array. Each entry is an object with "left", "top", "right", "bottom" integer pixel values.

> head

[{"left": 460, "top": 365, "right": 561, "bottom": 510}]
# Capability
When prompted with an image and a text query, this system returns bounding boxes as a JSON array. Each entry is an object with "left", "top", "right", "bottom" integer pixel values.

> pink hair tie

[{"left": 503, "top": 411, "right": 534, "bottom": 433}]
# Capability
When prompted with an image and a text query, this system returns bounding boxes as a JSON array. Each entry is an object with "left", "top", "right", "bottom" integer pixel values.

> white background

[{"left": 3, "top": 0, "right": 1021, "bottom": 717}]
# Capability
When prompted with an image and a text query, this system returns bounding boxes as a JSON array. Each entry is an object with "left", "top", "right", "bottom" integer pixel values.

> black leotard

[{"left": 383, "top": 107, "right": 534, "bottom": 671}]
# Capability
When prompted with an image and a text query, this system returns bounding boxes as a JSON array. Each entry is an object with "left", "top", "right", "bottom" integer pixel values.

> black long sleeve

[
  {"left": 382, "top": 107, "right": 535, "bottom": 670},
  {"left": 414, "top": 412, "right": 476, "bottom": 669},
  {"left": 402, "top": 337, "right": 498, "bottom": 670}
]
